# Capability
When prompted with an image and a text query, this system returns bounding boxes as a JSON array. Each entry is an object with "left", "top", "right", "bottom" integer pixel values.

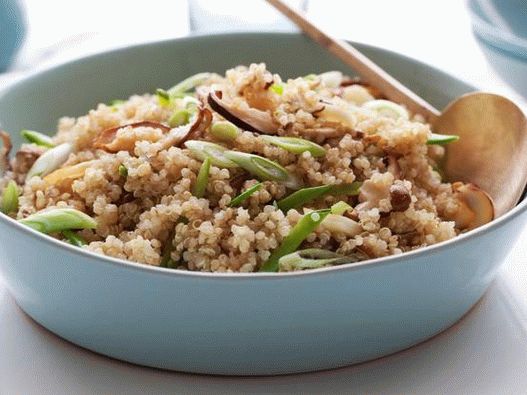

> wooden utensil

[{"left": 267, "top": 0, "right": 527, "bottom": 217}]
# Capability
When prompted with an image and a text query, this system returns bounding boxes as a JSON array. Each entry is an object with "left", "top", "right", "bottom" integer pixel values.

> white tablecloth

[{"left": 1, "top": 1, "right": 526, "bottom": 394}]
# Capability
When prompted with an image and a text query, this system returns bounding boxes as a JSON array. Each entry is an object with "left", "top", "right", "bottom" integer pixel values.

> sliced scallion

[
  {"left": 363, "top": 100, "right": 409, "bottom": 120},
  {"left": 427, "top": 133, "right": 459, "bottom": 145},
  {"left": 20, "top": 130, "right": 55, "bottom": 148},
  {"left": 169, "top": 109, "right": 191, "bottom": 127},
  {"left": 1, "top": 180, "right": 19, "bottom": 215},
  {"left": 26, "top": 143, "right": 73, "bottom": 179},
  {"left": 224, "top": 151, "right": 290, "bottom": 182},
  {"left": 210, "top": 120, "right": 240, "bottom": 141},
  {"left": 118, "top": 164, "right": 128, "bottom": 177},
  {"left": 19, "top": 208, "right": 97, "bottom": 234},
  {"left": 331, "top": 201, "right": 352, "bottom": 215},
  {"left": 259, "top": 208, "right": 331, "bottom": 272},
  {"left": 261, "top": 135, "right": 326, "bottom": 157},
  {"left": 168, "top": 72, "right": 212, "bottom": 97},
  {"left": 62, "top": 229, "right": 87, "bottom": 247},
  {"left": 270, "top": 83, "right": 284, "bottom": 95},
  {"left": 156, "top": 88, "right": 171, "bottom": 107},
  {"left": 184, "top": 140, "right": 238, "bottom": 168},
  {"left": 193, "top": 157, "right": 211, "bottom": 198},
  {"left": 276, "top": 182, "right": 361, "bottom": 212},
  {"left": 278, "top": 249, "right": 350, "bottom": 271},
  {"left": 229, "top": 182, "right": 262, "bottom": 207}
]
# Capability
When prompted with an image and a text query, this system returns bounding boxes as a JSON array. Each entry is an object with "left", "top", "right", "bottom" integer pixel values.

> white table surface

[{"left": 1, "top": 1, "right": 527, "bottom": 394}]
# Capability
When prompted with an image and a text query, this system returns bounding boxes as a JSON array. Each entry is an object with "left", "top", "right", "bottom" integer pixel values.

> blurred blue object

[
  {"left": 468, "top": 0, "right": 527, "bottom": 97},
  {"left": 0, "top": 0, "right": 26, "bottom": 72}
]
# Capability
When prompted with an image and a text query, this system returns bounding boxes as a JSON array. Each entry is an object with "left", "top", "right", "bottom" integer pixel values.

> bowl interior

[{"left": 0, "top": 33, "right": 473, "bottom": 151}]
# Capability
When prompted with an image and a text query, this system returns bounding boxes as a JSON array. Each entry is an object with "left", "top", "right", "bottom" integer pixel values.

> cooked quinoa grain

[{"left": 0, "top": 64, "right": 494, "bottom": 272}]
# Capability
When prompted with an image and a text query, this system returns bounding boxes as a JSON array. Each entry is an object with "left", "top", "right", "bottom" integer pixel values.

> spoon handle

[{"left": 267, "top": 0, "right": 440, "bottom": 123}]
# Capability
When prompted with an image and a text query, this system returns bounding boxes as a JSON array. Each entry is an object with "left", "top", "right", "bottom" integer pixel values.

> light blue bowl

[
  {"left": 468, "top": 0, "right": 527, "bottom": 97},
  {"left": 0, "top": 0, "right": 26, "bottom": 72},
  {"left": 0, "top": 33, "right": 526, "bottom": 375}
]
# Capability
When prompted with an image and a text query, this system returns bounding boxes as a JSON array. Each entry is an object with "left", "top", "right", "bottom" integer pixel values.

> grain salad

[{"left": 0, "top": 64, "right": 494, "bottom": 272}]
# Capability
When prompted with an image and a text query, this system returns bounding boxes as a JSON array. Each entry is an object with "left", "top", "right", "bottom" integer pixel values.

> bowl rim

[
  {"left": 1, "top": 31, "right": 525, "bottom": 280},
  {"left": 468, "top": 0, "right": 527, "bottom": 59}
]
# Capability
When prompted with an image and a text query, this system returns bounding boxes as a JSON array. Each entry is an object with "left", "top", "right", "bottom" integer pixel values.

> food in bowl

[{"left": 0, "top": 64, "right": 494, "bottom": 272}]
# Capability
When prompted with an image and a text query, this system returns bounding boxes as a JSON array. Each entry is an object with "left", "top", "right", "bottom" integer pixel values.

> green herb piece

[
  {"left": 261, "top": 135, "right": 326, "bottom": 157},
  {"left": 118, "top": 164, "right": 128, "bottom": 177},
  {"left": 168, "top": 72, "right": 212, "bottom": 97},
  {"left": 184, "top": 140, "right": 238, "bottom": 168},
  {"left": 278, "top": 249, "right": 351, "bottom": 271},
  {"left": 210, "top": 120, "right": 240, "bottom": 141},
  {"left": 260, "top": 208, "right": 331, "bottom": 272},
  {"left": 229, "top": 182, "right": 262, "bottom": 207},
  {"left": 224, "top": 151, "right": 289, "bottom": 182},
  {"left": 62, "top": 229, "right": 87, "bottom": 247},
  {"left": 1, "top": 180, "right": 19, "bottom": 215},
  {"left": 276, "top": 182, "right": 361, "bottom": 212},
  {"left": 156, "top": 88, "right": 171, "bottom": 107},
  {"left": 330, "top": 201, "right": 352, "bottom": 215},
  {"left": 160, "top": 231, "right": 176, "bottom": 268},
  {"left": 109, "top": 99, "right": 125, "bottom": 106},
  {"left": 169, "top": 109, "right": 191, "bottom": 127},
  {"left": 193, "top": 157, "right": 211, "bottom": 198},
  {"left": 270, "top": 83, "right": 284, "bottom": 95},
  {"left": 427, "top": 133, "right": 460, "bottom": 145},
  {"left": 26, "top": 143, "right": 73, "bottom": 179},
  {"left": 19, "top": 208, "right": 97, "bottom": 234},
  {"left": 20, "top": 130, "right": 55, "bottom": 148},
  {"left": 363, "top": 100, "right": 409, "bottom": 120}
]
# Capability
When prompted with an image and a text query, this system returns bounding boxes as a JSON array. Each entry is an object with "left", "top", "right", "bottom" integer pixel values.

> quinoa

[{"left": 0, "top": 64, "right": 493, "bottom": 272}]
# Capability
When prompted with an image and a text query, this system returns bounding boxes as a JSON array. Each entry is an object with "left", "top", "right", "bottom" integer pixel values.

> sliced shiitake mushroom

[
  {"left": 448, "top": 182, "right": 494, "bottom": 231},
  {"left": 0, "top": 130, "right": 12, "bottom": 174},
  {"left": 390, "top": 183, "right": 411, "bottom": 212},
  {"left": 94, "top": 121, "right": 171, "bottom": 153},
  {"left": 208, "top": 90, "right": 278, "bottom": 134}
]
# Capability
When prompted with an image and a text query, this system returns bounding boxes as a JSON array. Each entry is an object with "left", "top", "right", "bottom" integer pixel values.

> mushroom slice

[
  {"left": 158, "top": 107, "right": 212, "bottom": 150},
  {"left": 94, "top": 121, "right": 171, "bottom": 153},
  {"left": 389, "top": 183, "right": 411, "bottom": 212},
  {"left": 319, "top": 214, "right": 362, "bottom": 237},
  {"left": 0, "top": 130, "right": 12, "bottom": 174},
  {"left": 449, "top": 182, "right": 494, "bottom": 231},
  {"left": 43, "top": 160, "right": 96, "bottom": 190},
  {"left": 208, "top": 90, "right": 278, "bottom": 134},
  {"left": 12, "top": 145, "right": 46, "bottom": 177}
]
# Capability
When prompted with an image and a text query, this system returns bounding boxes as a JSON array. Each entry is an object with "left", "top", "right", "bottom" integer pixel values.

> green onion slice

[
  {"left": 210, "top": 121, "right": 240, "bottom": 142},
  {"left": 261, "top": 135, "right": 326, "bottom": 157},
  {"left": 19, "top": 208, "right": 97, "bottom": 234},
  {"left": 118, "top": 164, "right": 128, "bottom": 177},
  {"left": 168, "top": 72, "right": 212, "bottom": 97},
  {"left": 426, "top": 133, "right": 460, "bottom": 145},
  {"left": 62, "top": 229, "right": 87, "bottom": 247},
  {"left": 278, "top": 248, "right": 364, "bottom": 272},
  {"left": 20, "top": 130, "right": 55, "bottom": 148},
  {"left": 270, "top": 83, "right": 284, "bottom": 95},
  {"left": 27, "top": 143, "right": 73, "bottom": 179},
  {"left": 260, "top": 208, "right": 331, "bottom": 272},
  {"left": 276, "top": 182, "right": 361, "bottom": 212},
  {"left": 184, "top": 140, "right": 238, "bottom": 168},
  {"left": 330, "top": 201, "right": 352, "bottom": 215},
  {"left": 363, "top": 100, "right": 409, "bottom": 120},
  {"left": 193, "top": 157, "right": 211, "bottom": 198},
  {"left": 169, "top": 109, "right": 191, "bottom": 127},
  {"left": 224, "top": 151, "right": 290, "bottom": 182},
  {"left": 229, "top": 182, "right": 262, "bottom": 207},
  {"left": 1, "top": 180, "right": 19, "bottom": 215},
  {"left": 156, "top": 88, "right": 171, "bottom": 107}
]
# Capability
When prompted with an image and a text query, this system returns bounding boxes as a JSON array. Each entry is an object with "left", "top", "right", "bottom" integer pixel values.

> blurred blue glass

[
  {"left": 468, "top": 0, "right": 527, "bottom": 97},
  {"left": 0, "top": 0, "right": 26, "bottom": 72}
]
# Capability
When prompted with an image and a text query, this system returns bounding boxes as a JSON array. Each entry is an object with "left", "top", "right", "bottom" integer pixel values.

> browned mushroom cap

[
  {"left": 94, "top": 121, "right": 171, "bottom": 153},
  {"left": 208, "top": 90, "right": 278, "bottom": 134},
  {"left": 449, "top": 182, "right": 495, "bottom": 231},
  {"left": 0, "top": 130, "right": 12, "bottom": 173},
  {"left": 12, "top": 145, "right": 46, "bottom": 177},
  {"left": 390, "top": 183, "right": 411, "bottom": 212}
]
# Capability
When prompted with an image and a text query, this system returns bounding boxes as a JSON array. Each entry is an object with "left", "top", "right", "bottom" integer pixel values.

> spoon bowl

[{"left": 436, "top": 92, "right": 527, "bottom": 217}]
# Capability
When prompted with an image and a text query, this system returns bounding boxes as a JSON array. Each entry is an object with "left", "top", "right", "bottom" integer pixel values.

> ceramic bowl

[
  {"left": 468, "top": 0, "right": 527, "bottom": 97},
  {"left": 0, "top": 33, "right": 526, "bottom": 376}
]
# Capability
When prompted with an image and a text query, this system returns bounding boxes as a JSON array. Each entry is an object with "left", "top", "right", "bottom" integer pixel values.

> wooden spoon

[{"left": 267, "top": 0, "right": 527, "bottom": 217}]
